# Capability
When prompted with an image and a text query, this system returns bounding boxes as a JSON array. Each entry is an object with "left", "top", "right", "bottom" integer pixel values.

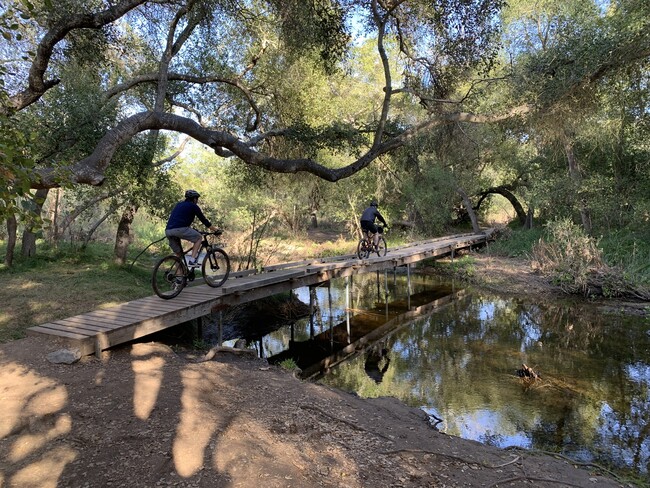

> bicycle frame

[{"left": 152, "top": 230, "right": 230, "bottom": 299}]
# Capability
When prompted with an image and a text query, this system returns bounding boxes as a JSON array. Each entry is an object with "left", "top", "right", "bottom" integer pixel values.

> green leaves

[{"left": 0, "top": 115, "right": 36, "bottom": 220}]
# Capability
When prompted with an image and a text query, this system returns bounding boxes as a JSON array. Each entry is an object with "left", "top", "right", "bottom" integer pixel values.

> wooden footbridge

[{"left": 27, "top": 230, "right": 494, "bottom": 356}]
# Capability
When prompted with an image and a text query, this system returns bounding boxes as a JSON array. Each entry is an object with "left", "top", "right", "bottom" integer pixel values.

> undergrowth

[{"left": 530, "top": 219, "right": 650, "bottom": 299}]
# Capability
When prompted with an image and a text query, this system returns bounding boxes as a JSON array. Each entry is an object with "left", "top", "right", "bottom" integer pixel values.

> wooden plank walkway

[{"left": 27, "top": 230, "right": 493, "bottom": 355}]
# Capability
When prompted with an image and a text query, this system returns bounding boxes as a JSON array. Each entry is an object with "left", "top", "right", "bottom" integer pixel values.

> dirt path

[{"left": 0, "top": 254, "right": 640, "bottom": 487}]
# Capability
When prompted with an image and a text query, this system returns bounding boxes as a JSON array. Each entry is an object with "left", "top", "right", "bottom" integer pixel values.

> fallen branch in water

[{"left": 516, "top": 363, "right": 541, "bottom": 380}]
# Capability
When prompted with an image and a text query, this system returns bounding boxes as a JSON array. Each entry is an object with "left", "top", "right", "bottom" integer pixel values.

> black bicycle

[
  {"left": 357, "top": 225, "right": 387, "bottom": 259},
  {"left": 152, "top": 230, "right": 230, "bottom": 299}
]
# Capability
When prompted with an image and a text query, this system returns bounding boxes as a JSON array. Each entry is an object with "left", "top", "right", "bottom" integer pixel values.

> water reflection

[{"left": 228, "top": 271, "right": 650, "bottom": 477}]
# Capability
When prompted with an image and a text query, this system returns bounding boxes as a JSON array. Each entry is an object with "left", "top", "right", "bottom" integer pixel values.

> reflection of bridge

[
  {"left": 268, "top": 287, "right": 465, "bottom": 380},
  {"left": 28, "top": 230, "right": 492, "bottom": 356}
]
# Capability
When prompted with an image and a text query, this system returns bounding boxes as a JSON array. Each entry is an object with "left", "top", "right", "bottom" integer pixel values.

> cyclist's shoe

[
  {"left": 187, "top": 258, "right": 201, "bottom": 268},
  {"left": 172, "top": 277, "right": 184, "bottom": 290}
]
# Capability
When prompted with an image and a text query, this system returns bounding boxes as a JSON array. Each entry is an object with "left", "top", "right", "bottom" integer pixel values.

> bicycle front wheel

[
  {"left": 152, "top": 255, "right": 186, "bottom": 299},
  {"left": 357, "top": 239, "right": 370, "bottom": 259},
  {"left": 202, "top": 248, "right": 231, "bottom": 287},
  {"left": 376, "top": 236, "right": 387, "bottom": 257}
]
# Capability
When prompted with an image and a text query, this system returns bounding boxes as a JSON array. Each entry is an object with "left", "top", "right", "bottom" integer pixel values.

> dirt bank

[
  {"left": 0, "top": 255, "right": 640, "bottom": 488},
  {"left": 440, "top": 253, "right": 649, "bottom": 318}
]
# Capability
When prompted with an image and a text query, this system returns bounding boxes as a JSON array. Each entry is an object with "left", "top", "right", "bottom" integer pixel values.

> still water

[{"left": 223, "top": 271, "right": 650, "bottom": 477}]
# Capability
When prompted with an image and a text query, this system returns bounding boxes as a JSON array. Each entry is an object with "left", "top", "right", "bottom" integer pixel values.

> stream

[{"left": 212, "top": 271, "right": 650, "bottom": 478}]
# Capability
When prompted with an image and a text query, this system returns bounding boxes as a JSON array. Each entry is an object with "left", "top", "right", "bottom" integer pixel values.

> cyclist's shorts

[
  {"left": 360, "top": 220, "right": 380, "bottom": 234},
  {"left": 165, "top": 227, "right": 201, "bottom": 253}
]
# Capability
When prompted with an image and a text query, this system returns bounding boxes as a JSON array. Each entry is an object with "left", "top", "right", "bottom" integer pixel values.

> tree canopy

[{"left": 0, "top": 0, "right": 649, "bottom": 244}]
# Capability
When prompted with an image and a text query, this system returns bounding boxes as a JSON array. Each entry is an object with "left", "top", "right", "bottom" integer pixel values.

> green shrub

[
  {"left": 279, "top": 358, "right": 299, "bottom": 371},
  {"left": 532, "top": 219, "right": 649, "bottom": 299},
  {"left": 487, "top": 226, "right": 544, "bottom": 257}
]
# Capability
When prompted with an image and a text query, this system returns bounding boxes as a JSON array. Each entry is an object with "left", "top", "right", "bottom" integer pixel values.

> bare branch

[{"left": 153, "top": 136, "right": 190, "bottom": 166}]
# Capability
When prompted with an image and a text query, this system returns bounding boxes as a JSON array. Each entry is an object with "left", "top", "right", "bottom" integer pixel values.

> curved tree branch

[
  {"left": 105, "top": 72, "right": 262, "bottom": 130},
  {"left": 1, "top": 0, "right": 151, "bottom": 115},
  {"left": 370, "top": 0, "right": 392, "bottom": 149},
  {"left": 31, "top": 106, "right": 533, "bottom": 189}
]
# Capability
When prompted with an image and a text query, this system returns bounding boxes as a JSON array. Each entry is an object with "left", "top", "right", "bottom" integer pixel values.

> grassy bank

[
  {"left": 0, "top": 233, "right": 358, "bottom": 343},
  {"left": 0, "top": 242, "right": 155, "bottom": 343}
]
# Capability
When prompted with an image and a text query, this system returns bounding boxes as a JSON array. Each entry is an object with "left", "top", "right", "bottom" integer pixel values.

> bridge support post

[
  {"left": 345, "top": 276, "right": 351, "bottom": 343},
  {"left": 384, "top": 269, "right": 389, "bottom": 318},
  {"left": 407, "top": 264, "right": 411, "bottom": 310},
  {"left": 328, "top": 281, "right": 334, "bottom": 346},
  {"left": 309, "top": 286, "right": 316, "bottom": 339},
  {"left": 376, "top": 270, "right": 380, "bottom": 301}
]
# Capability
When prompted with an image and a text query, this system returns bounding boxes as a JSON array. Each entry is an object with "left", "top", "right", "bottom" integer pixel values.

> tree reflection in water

[{"left": 258, "top": 272, "right": 649, "bottom": 478}]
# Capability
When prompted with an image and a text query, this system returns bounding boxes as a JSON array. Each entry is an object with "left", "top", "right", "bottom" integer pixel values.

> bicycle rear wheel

[
  {"left": 152, "top": 255, "right": 186, "bottom": 299},
  {"left": 357, "top": 239, "right": 370, "bottom": 259},
  {"left": 376, "top": 236, "right": 387, "bottom": 257},
  {"left": 202, "top": 248, "right": 231, "bottom": 287}
]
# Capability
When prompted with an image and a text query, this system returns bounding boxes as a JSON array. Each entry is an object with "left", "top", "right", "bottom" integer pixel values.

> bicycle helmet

[
  {"left": 370, "top": 200, "right": 378, "bottom": 207},
  {"left": 185, "top": 189, "right": 200, "bottom": 200}
]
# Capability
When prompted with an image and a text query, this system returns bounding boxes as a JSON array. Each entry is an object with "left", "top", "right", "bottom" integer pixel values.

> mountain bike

[
  {"left": 152, "top": 230, "right": 230, "bottom": 299},
  {"left": 357, "top": 225, "right": 387, "bottom": 259}
]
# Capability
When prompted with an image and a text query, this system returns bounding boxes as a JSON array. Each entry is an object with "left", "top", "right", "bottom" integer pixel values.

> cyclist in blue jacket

[
  {"left": 165, "top": 190, "right": 217, "bottom": 268},
  {"left": 360, "top": 200, "right": 387, "bottom": 249}
]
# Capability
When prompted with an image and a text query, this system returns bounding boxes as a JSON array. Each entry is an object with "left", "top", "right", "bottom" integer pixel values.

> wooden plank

[
  {"left": 94, "top": 304, "right": 215, "bottom": 351},
  {"left": 61, "top": 313, "right": 143, "bottom": 327},
  {"left": 181, "top": 286, "right": 225, "bottom": 298},
  {"left": 27, "top": 323, "right": 94, "bottom": 339},
  {"left": 52, "top": 318, "right": 118, "bottom": 332},
  {"left": 221, "top": 269, "right": 306, "bottom": 293},
  {"left": 51, "top": 314, "right": 134, "bottom": 328},
  {"left": 119, "top": 297, "right": 199, "bottom": 311},
  {"left": 305, "top": 259, "right": 361, "bottom": 272},
  {"left": 229, "top": 269, "right": 258, "bottom": 278},
  {"left": 320, "top": 254, "right": 357, "bottom": 263},
  {"left": 263, "top": 260, "right": 312, "bottom": 272},
  {"left": 94, "top": 307, "right": 159, "bottom": 320}
]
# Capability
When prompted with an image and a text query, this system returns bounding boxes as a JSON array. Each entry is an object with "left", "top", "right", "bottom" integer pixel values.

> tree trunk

[
  {"left": 82, "top": 207, "right": 116, "bottom": 250},
  {"left": 4, "top": 214, "right": 17, "bottom": 267},
  {"left": 114, "top": 204, "right": 138, "bottom": 265},
  {"left": 525, "top": 206, "right": 534, "bottom": 229},
  {"left": 48, "top": 188, "right": 61, "bottom": 243},
  {"left": 476, "top": 186, "right": 527, "bottom": 226},
  {"left": 21, "top": 188, "right": 49, "bottom": 257},
  {"left": 59, "top": 190, "right": 120, "bottom": 242},
  {"left": 457, "top": 187, "right": 480, "bottom": 233},
  {"left": 564, "top": 136, "right": 592, "bottom": 235}
]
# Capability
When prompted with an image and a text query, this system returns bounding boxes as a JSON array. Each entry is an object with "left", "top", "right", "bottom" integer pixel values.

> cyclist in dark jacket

[
  {"left": 360, "top": 200, "right": 387, "bottom": 248},
  {"left": 165, "top": 190, "right": 217, "bottom": 268}
]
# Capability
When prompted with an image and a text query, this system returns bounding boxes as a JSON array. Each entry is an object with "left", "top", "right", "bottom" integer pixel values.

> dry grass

[{"left": 531, "top": 219, "right": 650, "bottom": 300}]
